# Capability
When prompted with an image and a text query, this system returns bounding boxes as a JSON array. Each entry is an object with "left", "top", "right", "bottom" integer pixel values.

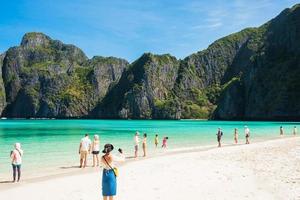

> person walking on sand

[
  {"left": 10, "top": 143, "right": 23, "bottom": 182},
  {"left": 101, "top": 144, "right": 125, "bottom": 200},
  {"left": 142, "top": 133, "right": 147, "bottom": 157},
  {"left": 217, "top": 128, "right": 223, "bottom": 147},
  {"left": 234, "top": 128, "right": 238, "bottom": 144},
  {"left": 280, "top": 126, "right": 284, "bottom": 136},
  {"left": 92, "top": 134, "right": 100, "bottom": 167},
  {"left": 293, "top": 126, "right": 297, "bottom": 135},
  {"left": 79, "top": 134, "right": 91, "bottom": 168},
  {"left": 245, "top": 126, "right": 250, "bottom": 144},
  {"left": 162, "top": 137, "right": 169, "bottom": 148},
  {"left": 134, "top": 132, "right": 140, "bottom": 158},
  {"left": 154, "top": 134, "right": 159, "bottom": 148}
]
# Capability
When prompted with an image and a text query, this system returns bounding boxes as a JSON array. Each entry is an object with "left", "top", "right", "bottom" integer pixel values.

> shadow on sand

[
  {"left": 0, "top": 180, "right": 14, "bottom": 184},
  {"left": 60, "top": 166, "right": 80, "bottom": 169}
]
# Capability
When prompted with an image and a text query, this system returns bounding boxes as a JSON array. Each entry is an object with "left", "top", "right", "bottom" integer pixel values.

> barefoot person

[
  {"left": 79, "top": 134, "right": 91, "bottom": 168},
  {"left": 234, "top": 128, "right": 238, "bottom": 144},
  {"left": 154, "top": 134, "right": 159, "bottom": 148},
  {"left": 134, "top": 132, "right": 140, "bottom": 158},
  {"left": 245, "top": 126, "right": 250, "bottom": 144},
  {"left": 10, "top": 143, "right": 23, "bottom": 182},
  {"left": 142, "top": 133, "right": 147, "bottom": 157},
  {"left": 92, "top": 134, "right": 100, "bottom": 167},
  {"left": 280, "top": 126, "right": 284, "bottom": 135},
  {"left": 101, "top": 144, "right": 125, "bottom": 200},
  {"left": 162, "top": 137, "right": 168, "bottom": 148},
  {"left": 216, "top": 128, "right": 223, "bottom": 147},
  {"left": 293, "top": 126, "right": 297, "bottom": 135}
]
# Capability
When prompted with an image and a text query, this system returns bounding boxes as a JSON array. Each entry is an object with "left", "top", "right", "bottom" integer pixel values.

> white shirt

[
  {"left": 245, "top": 128, "right": 250, "bottom": 135},
  {"left": 11, "top": 149, "right": 23, "bottom": 165},
  {"left": 80, "top": 137, "right": 91, "bottom": 151},
  {"left": 134, "top": 135, "right": 140, "bottom": 146}
]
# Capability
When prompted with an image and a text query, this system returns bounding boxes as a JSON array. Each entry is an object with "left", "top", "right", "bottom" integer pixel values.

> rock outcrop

[
  {"left": 92, "top": 53, "right": 180, "bottom": 119},
  {"left": 213, "top": 4, "right": 300, "bottom": 120},
  {"left": 1, "top": 33, "right": 128, "bottom": 118}
]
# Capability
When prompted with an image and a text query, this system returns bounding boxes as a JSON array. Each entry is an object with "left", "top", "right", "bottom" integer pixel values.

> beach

[{"left": 0, "top": 136, "right": 299, "bottom": 200}]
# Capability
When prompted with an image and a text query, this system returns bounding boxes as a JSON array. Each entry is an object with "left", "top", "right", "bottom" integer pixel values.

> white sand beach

[{"left": 0, "top": 137, "right": 299, "bottom": 200}]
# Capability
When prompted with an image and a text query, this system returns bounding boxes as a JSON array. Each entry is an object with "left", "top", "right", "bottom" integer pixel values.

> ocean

[{"left": 0, "top": 119, "right": 298, "bottom": 179}]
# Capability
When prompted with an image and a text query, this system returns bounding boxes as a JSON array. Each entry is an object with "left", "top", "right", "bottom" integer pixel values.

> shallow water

[{"left": 0, "top": 119, "right": 299, "bottom": 178}]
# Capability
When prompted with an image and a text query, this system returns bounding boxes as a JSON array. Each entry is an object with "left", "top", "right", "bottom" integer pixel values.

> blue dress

[{"left": 102, "top": 169, "right": 116, "bottom": 196}]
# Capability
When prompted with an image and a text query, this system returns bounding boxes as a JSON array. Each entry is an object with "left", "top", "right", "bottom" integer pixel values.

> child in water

[{"left": 162, "top": 137, "right": 168, "bottom": 148}]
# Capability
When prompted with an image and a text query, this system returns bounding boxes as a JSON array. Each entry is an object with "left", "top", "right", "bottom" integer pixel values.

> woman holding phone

[{"left": 101, "top": 144, "right": 125, "bottom": 200}]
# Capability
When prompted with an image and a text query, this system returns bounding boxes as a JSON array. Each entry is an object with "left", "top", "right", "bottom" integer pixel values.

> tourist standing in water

[
  {"left": 79, "top": 134, "right": 91, "bottom": 168},
  {"left": 245, "top": 126, "right": 250, "bottom": 144},
  {"left": 217, "top": 128, "right": 223, "bottom": 147},
  {"left": 154, "top": 134, "right": 159, "bottom": 148},
  {"left": 162, "top": 137, "right": 168, "bottom": 148},
  {"left": 10, "top": 143, "right": 23, "bottom": 182},
  {"left": 293, "top": 126, "right": 297, "bottom": 135},
  {"left": 92, "top": 134, "right": 100, "bottom": 167},
  {"left": 234, "top": 128, "right": 238, "bottom": 144},
  {"left": 142, "top": 133, "right": 147, "bottom": 157},
  {"left": 280, "top": 126, "right": 284, "bottom": 135},
  {"left": 134, "top": 132, "right": 140, "bottom": 158},
  {"left": 101, "top": 144, "right": 125, "bottom": 200}
]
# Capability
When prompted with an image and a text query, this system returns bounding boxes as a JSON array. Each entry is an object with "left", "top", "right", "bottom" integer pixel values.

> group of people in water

[
  {"left": 217, "top": 126, "right": 251, "bottom": 147},
  {"left": 7, "top": 125, "right": 297, "bottom": 200},
  {"left": 217, "top": 125, "right": 297, "bottom": 147},
  {"left": 77, "top": 132, "right": 169, "bottom": 200},
  {"left": 280, "top": 125, "right": 297, "bottom": 136},
  {"left": 78, "top": 132, "right": 169, "bottom": 168}
]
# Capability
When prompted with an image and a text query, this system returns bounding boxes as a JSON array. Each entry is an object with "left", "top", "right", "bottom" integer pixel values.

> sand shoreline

[
  {"left": 0, "top": 136, "right": 300, "bottom": 199},
  {"left": 0, "top": 136, "right": 291, "bottom": 189}
]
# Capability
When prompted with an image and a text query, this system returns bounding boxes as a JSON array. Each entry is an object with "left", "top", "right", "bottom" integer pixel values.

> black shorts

[{"left": 92, "top": 151, "right": 99, "bottom": 155}]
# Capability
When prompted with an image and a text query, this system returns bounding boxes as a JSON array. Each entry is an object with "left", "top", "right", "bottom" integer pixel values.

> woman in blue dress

[{"left": 101, "top": 144, "right": 125, "bottom": 200}]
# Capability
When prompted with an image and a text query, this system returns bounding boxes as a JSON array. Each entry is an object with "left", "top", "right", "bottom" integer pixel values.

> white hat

[{"left": 15, "top": 143, "right": 21, "bottom": 150}]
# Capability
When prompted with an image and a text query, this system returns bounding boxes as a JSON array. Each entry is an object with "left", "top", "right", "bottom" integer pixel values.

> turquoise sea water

[{"left": 0, "top": 120, "right": 299, "bottom": 179}]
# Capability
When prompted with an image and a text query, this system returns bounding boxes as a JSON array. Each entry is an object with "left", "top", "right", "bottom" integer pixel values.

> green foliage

[
  {"left": 222, "top": 77, "right": 240, "bottom": 91},
  {"left": 211, "top": 28, "right": 257, "bottom": 48},
  {"left": 205, "top": 84, "right": 222, "bottom": 105},
  {"left": 74, "top": 67, "right": 93, "bottom": 84},
  {"left": 181, "top": 102, "right": 210, "bottom": 119},
  {"left": 154, "top": 98, "right": 179, "bottom": 114},
  {"left": 190, "top": 88, "right": 209, "bottom": 106}
]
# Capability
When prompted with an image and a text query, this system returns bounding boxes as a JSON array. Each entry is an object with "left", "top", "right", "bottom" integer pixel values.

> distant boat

[{"left": 1, "top": 117, "right": 7, "bottom": 119}]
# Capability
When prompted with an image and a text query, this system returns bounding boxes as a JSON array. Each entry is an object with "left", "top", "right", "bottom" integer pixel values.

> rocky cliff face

[
  {"left": 0, "top": 53, "right": 6, "bottom": 113},
  {"left": 1, "top": 33, "right": 128, "bottom": 118},
  {"left": 213, "top": 4, "right": 300, "bottom": 120},
  {"left": 173, "top": 28, "right": 256, "bottom": 118},
  {"left": 1, "top": 4, "right": 300, "bottom": 119},
  {"left": 92, "top": 53, "right": 180, "bottom": 119}
]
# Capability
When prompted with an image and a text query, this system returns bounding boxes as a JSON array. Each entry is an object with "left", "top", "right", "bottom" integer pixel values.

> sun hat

[
  {"left": 102, "top": 144, "right": 114, "bottom": 154},
  {"left": 15, "top": 143, "right": 21, "bottom": 150}
]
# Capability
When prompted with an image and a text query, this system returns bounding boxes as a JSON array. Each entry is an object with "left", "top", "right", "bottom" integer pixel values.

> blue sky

[{"left": 0, "top": 0, "right": 299, "bottom": 62}]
